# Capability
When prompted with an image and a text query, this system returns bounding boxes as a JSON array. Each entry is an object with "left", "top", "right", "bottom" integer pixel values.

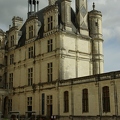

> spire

[{"left": 93, "top": 2, "right": 95, "bottom": 10}]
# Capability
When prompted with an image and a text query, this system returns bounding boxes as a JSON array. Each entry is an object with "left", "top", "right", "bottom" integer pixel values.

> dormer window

[
  {"left": 10, "top": 35, "right": 14, "bottom": 47},
  {"left": 48, "top": 16, "right": 53, "bottom": 31},
  {"left": 29, "top": 25, "right": 33, "bottom": 39}
]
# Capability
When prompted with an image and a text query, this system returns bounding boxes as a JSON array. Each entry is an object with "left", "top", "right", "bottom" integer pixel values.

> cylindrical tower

[{"left": 88, "top": 3, "right": 104, "bottom": 75}]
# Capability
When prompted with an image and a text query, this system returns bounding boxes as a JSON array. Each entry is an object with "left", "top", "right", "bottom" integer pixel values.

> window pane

[
  {"left": 64, "top": 91, "right": 69, "bottom": 112},
  {"left": 102, "top": 86, "right": 110, "bottom": 112},
  {"left": 82, "top": 89, "right": 88, "bottom": 112}
]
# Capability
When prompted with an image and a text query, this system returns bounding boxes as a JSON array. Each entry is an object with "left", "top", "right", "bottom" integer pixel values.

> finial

[{"left": 93, "top": 2, "right": 95, "bottom": 10}]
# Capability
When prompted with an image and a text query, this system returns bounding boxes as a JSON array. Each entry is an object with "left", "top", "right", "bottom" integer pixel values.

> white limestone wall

[{"left": 60, "top": 33, "right": 91, "bottom": 79}]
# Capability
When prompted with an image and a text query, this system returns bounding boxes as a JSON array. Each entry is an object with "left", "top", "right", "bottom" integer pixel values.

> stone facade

[{"left": 0, "top": 0, "right": 118, "bottom": 120}]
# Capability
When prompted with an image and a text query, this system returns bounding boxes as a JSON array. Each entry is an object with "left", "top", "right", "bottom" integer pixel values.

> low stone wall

[{"left": 58, "top": 116, "right": 120, "bottom": 120}]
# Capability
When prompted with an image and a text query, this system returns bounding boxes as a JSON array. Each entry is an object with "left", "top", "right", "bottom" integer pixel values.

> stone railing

[{"left": 59, "top": 71, "right": 120, "bottom": 86}]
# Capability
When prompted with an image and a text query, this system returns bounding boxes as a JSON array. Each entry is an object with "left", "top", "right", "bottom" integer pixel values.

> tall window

[
  {"left": 0, "top": 76, "right": 2, "bottom": 82},
  {"left": 29, "top": 26, "right": 33, "bottom": 39},
  {"left": 27, "top": 97, "right": 32, "bottom": 107},
  {"left": 4, "top": 73, "right": 7, "bottom": 89},
  {"left": 8, "top": 99, "right": 12, "bottom": 112},
  {"left": 9, "top": 73, "right": 13, "bottom": 89},
  {"left": 42, "top": 93, "right": 45, "bottom": 115},
  {"left": 48, "top": 39, "right": 53, "bottom": 52},
  {"left": 48, "top": 16, "right": 53, "bottom": 31},
  {"left": 64, "top": 91, "right": 69, "bottom": 112},
  {"left": 10, "top": 54, "right": 14, "bottom": 65},
  {"left": 82, "top": 89, "right": 89, "bottom": 112},
  {"left": 102, "top": 86, "right": 110, "bottom": 112},
  {"left": 28, "top": 46, "right": 33, "bottom": 59},
  {"left": 28, "top": 68, "right": 33, "bottom": 86},
  {"left": 47, "top": 95, "right": 52, "bottom": 117},
  {"left": 10, "top": 35, "right": 14, "bottom": 47},
  {"left": 95, "top": 22, "right": 98, "bottom": 26},
  {"left": 27, "top": 97, "right": 32, "bottom": 117},
  {"left": 47, "top": 62, "right": 53, "bottom": 82}
]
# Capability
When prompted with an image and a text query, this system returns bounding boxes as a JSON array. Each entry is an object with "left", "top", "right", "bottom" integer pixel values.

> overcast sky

[{"left": 0, "top": 0, "right": 120, "bottom": 73}]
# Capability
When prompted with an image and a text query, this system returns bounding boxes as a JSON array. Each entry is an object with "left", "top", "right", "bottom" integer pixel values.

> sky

[{"left": 0, "top": 0, "right": 120, "bottom": 73}]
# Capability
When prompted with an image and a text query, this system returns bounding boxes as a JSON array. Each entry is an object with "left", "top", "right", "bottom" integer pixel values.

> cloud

[{"left": 104, "top": 39, "right": 120, "bottom": 72}]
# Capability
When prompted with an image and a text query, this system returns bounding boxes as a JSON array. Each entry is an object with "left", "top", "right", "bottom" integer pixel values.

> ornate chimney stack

[
  {"left": 48, "top": 0, "right": 57, "bottom": 5},
  {"left": 33, "top": 0, "right": 36, "bottom": 12},
  {"left": 12, "top": 16, "right": 23, "bottom": 30},
  {"left": 30, "top": 0, "right": 33, "bottom": 12},
  {"left": 61, "top": 0, "right": 72, "bottom": 31},
  {"left": 75, "top": 0, "right": 89, "bottom": 36},
  {"left": 37, "top": 0, "right": 39, "bottom": 11},
  {"left": 28, "top": 0, "right": 39, "bottom": 17}
]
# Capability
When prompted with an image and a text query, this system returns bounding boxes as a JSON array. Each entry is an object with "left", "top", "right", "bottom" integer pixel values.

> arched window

[
  {"left": 102, "top": 86, "right": 110, "bottom": 112},
  {"left": 64, "top": 91, "right": 69, "bottom": 112},
  {"left": 82, "top": 89, "right": 88, "bottom": 112}
]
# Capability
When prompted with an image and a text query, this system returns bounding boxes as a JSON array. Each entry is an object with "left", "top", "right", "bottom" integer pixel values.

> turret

[
  {"left": 75, "top": 0, "right": 89, "bottom": 36},
  {"left": 88, "top": 3, "right": 104, "bottom": 74},
  {"left": 61, "top": 0, "right": 72, "bottom": 31},
  {"left": 88, "top": 3, "right": 102, "bottom": 39}
]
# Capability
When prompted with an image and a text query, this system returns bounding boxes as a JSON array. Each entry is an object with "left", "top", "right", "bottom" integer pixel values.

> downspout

[
  {"left": 114, "top": 78, "right": 118, "bottom": 119},
  {"left": 71, "top": 80, "right": 74, "bottom": 120},
  {"left": 98, "top": 80, "right": 102, "bottom": 120},
  {"left": 39, "top": 39, "right": 41, "bottom": 116}
]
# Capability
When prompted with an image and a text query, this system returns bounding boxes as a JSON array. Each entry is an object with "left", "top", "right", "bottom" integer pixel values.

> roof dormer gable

[
  {"left": 25, "top": 15, "right": 40, "bottom": 44},
  {"left": 43, "top": 4, "right": 59, "bottom": 37}
]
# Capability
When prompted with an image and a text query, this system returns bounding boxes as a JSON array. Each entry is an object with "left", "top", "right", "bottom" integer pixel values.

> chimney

[
  {"left": 75, "top": 0, "right": 89, "bottom": 36},
  {"left": 48, "top": 0, "right": 57, "bottom": 6},
  {"left": 12, "top": 16, "right": 23, "bottom": 30},
  {"left": 28, "top": 0, "right": 38, "bottom": 17},
  {"left": 28, "top": 0, "right": 30, "bottom": 13},
  {"left": 37, "top": 0, "right": 39, "bottom": 11},
  {"left": 61, "top": 0, "right": 72, "bottom": 31},
  {"left": 33, "top": 0, "right": 36, "bottom": 12},
  {"left": 31, "top": 0, "right": 33, "bottom": 12}
]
